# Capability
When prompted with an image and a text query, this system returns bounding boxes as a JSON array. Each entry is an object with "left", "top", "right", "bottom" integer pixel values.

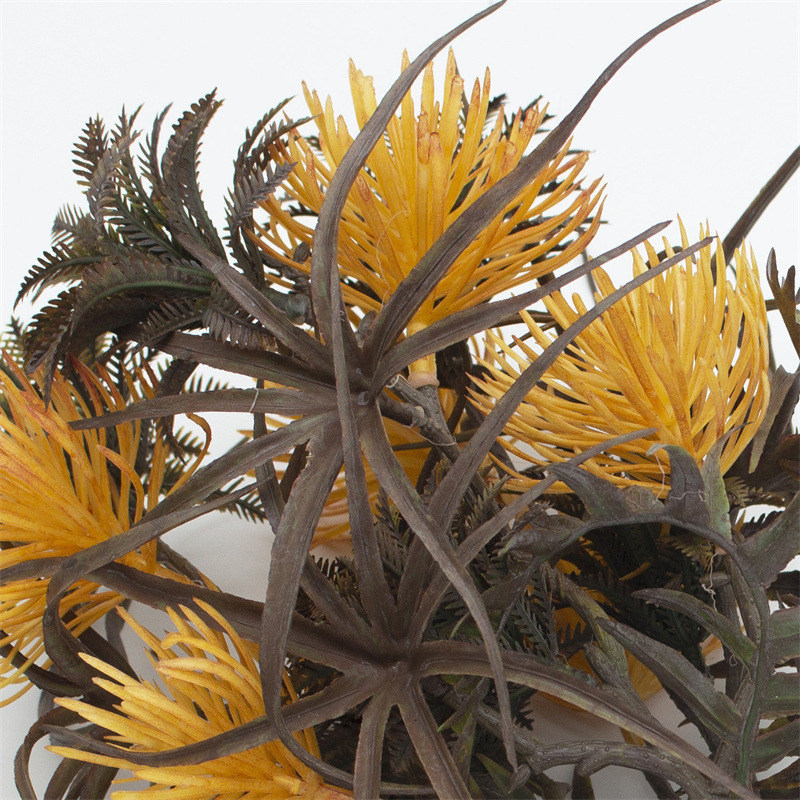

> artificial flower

[
  {"left": 0, "top": 358, "right": 209, "bottom": 704},
  {"left": 51, "top": 601, "right": 351, "bottom": 800},
  {"left": 254, "top": 49, "right": 602, "bottom": 385},
  {"left": 470, "top": 223, "right": 770, "bottom": 494}
]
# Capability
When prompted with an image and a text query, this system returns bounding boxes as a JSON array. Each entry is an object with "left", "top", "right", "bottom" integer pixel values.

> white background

[{"left": 1, "top": 1, "right": 798, "bottom": 798}]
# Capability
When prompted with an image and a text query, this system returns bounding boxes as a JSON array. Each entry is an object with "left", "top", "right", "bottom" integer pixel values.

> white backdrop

[{"left": 1, "top": 1, "right": 798, "bottom": 798}]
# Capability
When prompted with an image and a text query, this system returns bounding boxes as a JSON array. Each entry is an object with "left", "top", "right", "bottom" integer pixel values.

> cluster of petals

[
  {"left": 470, "top": 223, "right": 770, "bottom": 493},
  {"left": 52, "top": 601, "right": 350, "bottom": 799},
  {"left": 0, "top": 358, "right": 208, "bottom": 703},
  {"left": 254, "top": 49, "right": 603, "bottom": 342}
]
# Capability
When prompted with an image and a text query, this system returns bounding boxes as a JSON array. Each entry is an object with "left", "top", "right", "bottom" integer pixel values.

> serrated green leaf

[
  {"left": 500, "top": 509, "right": 583, "bottom": 557},
  {"left": 632, "top": 588, "right": 755, "bottom": 664},
  {"left": 621, "top": 484, "right": 664, "bottom": 514},
  {"left": 650, "top": 444, "right": 711, "bottom": 529},
  {"left": 552, "top": 569, "right": 628, "bottom": 679}
]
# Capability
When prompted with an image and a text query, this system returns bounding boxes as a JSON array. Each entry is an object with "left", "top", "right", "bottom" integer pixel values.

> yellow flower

[
  {"left": 51, "top": 601, "right": 351, "bottom": 800},
  {"left": 0, "top": 358, "right": 208, "bottom": 704},
  {"left": 470, "top": 223, "right": 770, "bottom": 494},
  {"left": 254, "top": 49, "right": 603, "bottom": 384}
]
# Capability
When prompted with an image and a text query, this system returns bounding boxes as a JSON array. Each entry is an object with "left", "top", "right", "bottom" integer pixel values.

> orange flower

[
  {"left": 470, "top": 223, "right": 770, "bottom": 494},
  {"left": 0, "top": 358, "right": 209, "bottom": 704},
  {"left": 51, "top": 601, "right": 351, "bottom": 800},
  {"left": 254, "top": 49, "right": 602, "bottom": 385}
]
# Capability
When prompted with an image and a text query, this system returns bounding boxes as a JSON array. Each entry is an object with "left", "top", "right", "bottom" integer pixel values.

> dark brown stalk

[
  {"left": 69, "top": 387, "right": 330, "bottom": 429},
  {"left": 46, "top": 671, "right": 382, "bottom": 769},
  {"left": 353, "top": 690, "right": 395, "bottom": 799},
  {"left": 398, "top": 683, "right": 472, "bottom": 799},
  {"left": 328, "top": 243, "right": 398, "bottom": 632},
  {"left": 159, "top": 331, "right": 332, "bottom": 391},
  {"left": 14, "top": 707, "right": 85, "bottom": 800},
  {"left": 253, "top": 380, "right": 285, "bottom": 531},
  {"left": 717, "top": 145, "right": 800, "bottom": 271},
  {"left": 257, "top": 427, "right": 355, "bottom": 788},
  {"left": 361, "top": 402, "right": 520, "bottom": 771}
]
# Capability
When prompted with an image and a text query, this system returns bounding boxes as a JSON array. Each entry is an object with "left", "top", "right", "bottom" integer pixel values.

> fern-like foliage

[{"left": 18, "top": 98, "right": 307, "bottom": 396}]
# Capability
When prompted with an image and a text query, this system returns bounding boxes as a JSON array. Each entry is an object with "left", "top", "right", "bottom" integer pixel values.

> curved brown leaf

[
  {"left": 354, "top": 690, "right": 395, "bottom": 799},
  {"left": 361, "top": 403, "right": 519, "bottom": 770},
  {"left": 718, "top": 146, "right": 800, "bottom": 269},
  {"left": 596, "top": 618, "right": 742, "bottom": 743},
  {"left": 399, "top": 684, "right": 471, "bottom": 800},
  {"left": 420, "top": 641, "right": 757, "bottom": 800},
  {"left": 69, "top": 387, "right": 329, "bottom": 429},
  {"left": 160, "top": 331, "right": 332, "bottom": 391}
]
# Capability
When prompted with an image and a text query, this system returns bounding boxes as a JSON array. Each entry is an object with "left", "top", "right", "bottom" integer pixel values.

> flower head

[
  {"left": 0, "top": 358, "right": 208, "bottom": 703},
  {"left": 470, "top": 223, "right": 770, "bottom": 493},
  {"left": 255, "top": 50, "right": 602, "bottom": 382},
  {"left": 51, "top": 601, "right": 351, "bottom": 800}
]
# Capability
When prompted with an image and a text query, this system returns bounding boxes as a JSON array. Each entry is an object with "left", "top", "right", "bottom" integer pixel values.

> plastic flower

[
  {"left": 0, "top": 358, "right": 208, "bottom": 704},
  {"left": 254, "top": 49, "right": 603, "bottom": 385},
  {"left": 51, "top": 601, "right": 351, "bottom": 800},
  {"left": 470, "top": 224, "right": 770, "bottom": 493}
]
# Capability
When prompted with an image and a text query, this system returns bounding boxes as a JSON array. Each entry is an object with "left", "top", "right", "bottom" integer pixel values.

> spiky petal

[
  {"left": 51, "top": 601, "right": 351, "bottom": 800},
  {"left": 254, "top": 49, "right": 603, "bottom": 384},
  {"left": 470, "top": 223, "right": 770, "bottom": 494},
  {"left": 0, "top": 357, "right": 208, "bottom": 704}
]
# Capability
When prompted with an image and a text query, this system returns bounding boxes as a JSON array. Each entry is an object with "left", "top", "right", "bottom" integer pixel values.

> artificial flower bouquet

[{"left": 2, "top": 1, "right": 797, "bottom": 798}]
